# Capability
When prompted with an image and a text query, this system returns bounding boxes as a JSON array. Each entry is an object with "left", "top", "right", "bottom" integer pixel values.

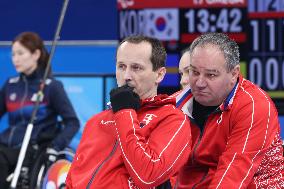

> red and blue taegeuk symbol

[{"left": 155, "top": 17, "right": 166, "bottom": 31}]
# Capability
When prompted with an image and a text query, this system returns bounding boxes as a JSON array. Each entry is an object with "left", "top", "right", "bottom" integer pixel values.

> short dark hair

[
  {"left": 189, "top": 33, "right": 240, "bottom": 71},
  {"left": 117, "top": 35, "right": 167, "bottom": 71}
]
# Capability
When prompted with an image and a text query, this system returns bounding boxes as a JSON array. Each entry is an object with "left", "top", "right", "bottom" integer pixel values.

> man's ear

[
  {"left": 231, "top": 65, "right": 240, "bottom": 83},
  {"left": 155, "top": 67, "right": 166, "bottom": 84}
]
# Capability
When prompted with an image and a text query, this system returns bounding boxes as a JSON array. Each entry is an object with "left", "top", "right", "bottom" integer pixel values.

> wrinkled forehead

[{"left": 190, "top": 45, "right": 227, "bottom": 71}]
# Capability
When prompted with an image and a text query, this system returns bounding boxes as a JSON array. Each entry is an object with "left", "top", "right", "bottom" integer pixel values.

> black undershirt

[{"left": 192, "top": 99, "right": 218, "bottom": 127}]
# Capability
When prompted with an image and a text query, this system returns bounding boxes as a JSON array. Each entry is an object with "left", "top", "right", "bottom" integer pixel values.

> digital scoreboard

[{"left": 247, "top": 0, "right": 284, "bottom": 113}]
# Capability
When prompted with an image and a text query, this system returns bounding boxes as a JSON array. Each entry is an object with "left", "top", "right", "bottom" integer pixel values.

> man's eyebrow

[
  {"left": 189, "top": 64, "right": 219, "bottom": 73},
  {"left": 189, "top": 64, "right": 196, "bottom": 69},
  {"left": 180, "top": 65, "right": 190, "bottom": 72},
  {"left": 205, "top": 69, "right": 219, "bottom": 73}
]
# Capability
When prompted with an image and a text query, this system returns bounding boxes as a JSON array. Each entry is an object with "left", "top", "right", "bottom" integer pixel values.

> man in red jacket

[
  {"left": 66, "top": 35, "right": 191, "bottom": 189},
  {"left": 175, "top": 32, "right": 284, "bottom": 188}
]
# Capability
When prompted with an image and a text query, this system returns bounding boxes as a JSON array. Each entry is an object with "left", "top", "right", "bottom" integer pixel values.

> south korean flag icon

[{"left": 144, "top": 8, "right": 179, "bottom": 41}]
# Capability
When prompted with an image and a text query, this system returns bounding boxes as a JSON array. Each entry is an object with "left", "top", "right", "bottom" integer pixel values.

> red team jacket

[
  {"left": 66, "top": 94, "right": 191, "bottom": 189},
  {"left": 175, "top": 75, "right": 284, "bottom": 188}
]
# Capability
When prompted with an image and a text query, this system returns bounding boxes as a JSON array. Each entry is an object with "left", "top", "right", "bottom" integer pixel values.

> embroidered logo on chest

[
  {"left": 9, "top": 93, "right": 17, "bottom": 101},
  {"left": 31, "top": 93, "right": 44, "bottom": 102},
  {"left": 140, "top": 113, "right": 157, "bottom": 128},
  {"left": 100, "top": 119, "right": 116, "bottom": 126}
]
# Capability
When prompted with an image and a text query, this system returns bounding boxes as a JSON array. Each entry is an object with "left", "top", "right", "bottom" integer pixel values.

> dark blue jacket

[{"left": 0, "top": 69, "right": 80, "bottom": 151}]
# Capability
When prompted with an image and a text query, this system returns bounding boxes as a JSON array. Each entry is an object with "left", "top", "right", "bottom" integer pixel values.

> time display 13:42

[{"left": 184, "top": 8, "right": 245, "bottom": 33}]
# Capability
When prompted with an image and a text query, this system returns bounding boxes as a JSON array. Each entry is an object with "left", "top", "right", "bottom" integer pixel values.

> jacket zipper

[
  {"left": 8, "top": 127, "right": 16, "bottom": 146},
  {"left": 190, "top": 119, "right": 204, "bottom": 165},
  {"left": 86, "top": 140, "right": 119, "bottom": 189},
  {"left": 191, "top": 107, "right": 222, "bottom": 165},
  {"left": 192, "top": 173, "right": 208, "bottom": 189},
  {"left": 20, "top": 76, "right": 29, "bottom": 123},
  {"left": 191, "top": 108, "right": 222, "bottom": 189}
]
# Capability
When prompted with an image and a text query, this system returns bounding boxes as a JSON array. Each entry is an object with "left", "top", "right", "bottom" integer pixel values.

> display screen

[{"left": 247, "top": 1, "right": 284, "bottom": 114}]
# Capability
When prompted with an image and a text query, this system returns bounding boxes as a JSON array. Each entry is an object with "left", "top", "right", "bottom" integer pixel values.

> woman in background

[{"left": 0, "top": 31, "right": 80, "bottom": 187}]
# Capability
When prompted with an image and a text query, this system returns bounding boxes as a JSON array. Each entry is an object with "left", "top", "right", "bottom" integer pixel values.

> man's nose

[
  {"left": 181, "top": 76, "right": 189, "bottom": 85},
  {"left": 196, "top": 76, "right": 207, "bottom": 87},
  {"left": 123, "top": 68, "right": 132, "bottom": 81}
]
